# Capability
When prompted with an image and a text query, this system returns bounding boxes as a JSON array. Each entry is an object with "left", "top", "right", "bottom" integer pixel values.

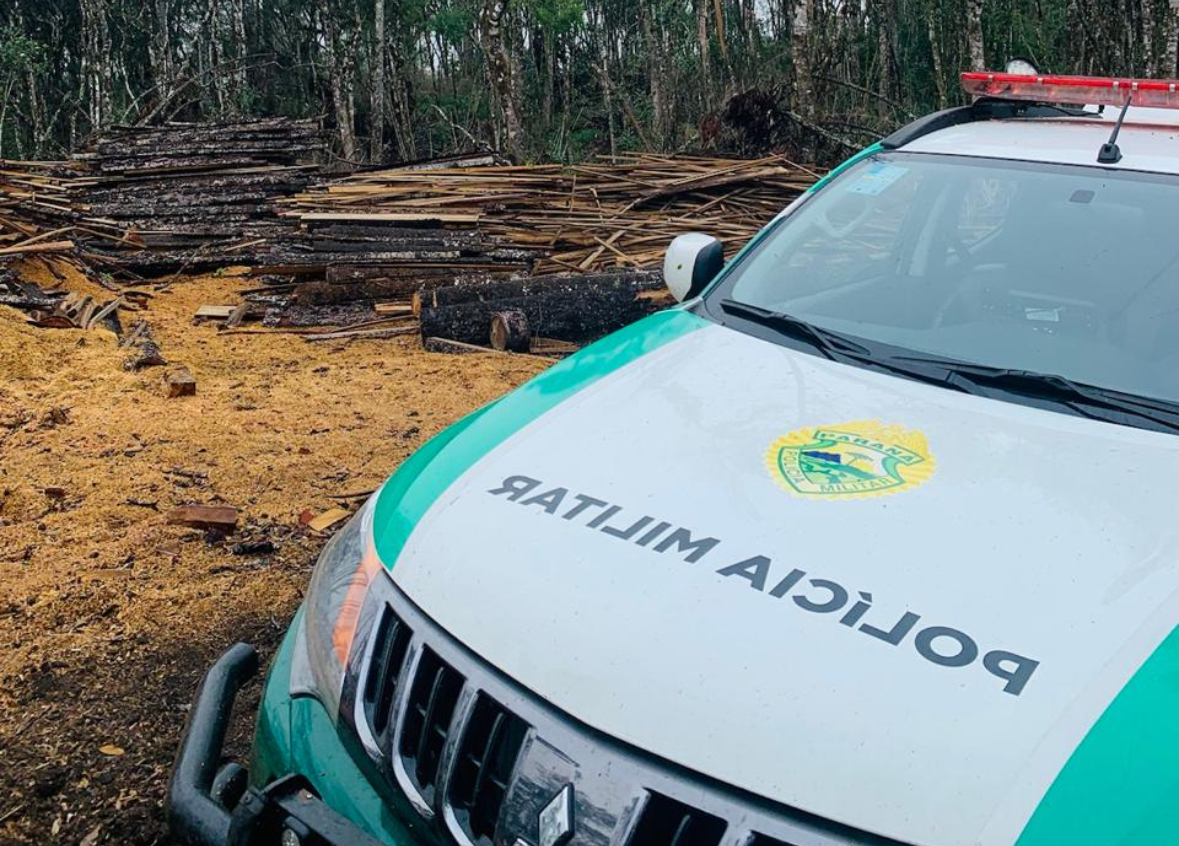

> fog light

[{"left": 280, "top": 828, "right": 302, "bottom": 846}]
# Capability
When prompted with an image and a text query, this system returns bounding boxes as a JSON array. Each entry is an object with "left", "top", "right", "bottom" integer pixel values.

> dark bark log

[
  {"left": 490, "top": 308, "right": 530, "bottom": 351},
  {"left": 419, "top": 270, "right": 663, "bottom": 311},
  {"left": 420, "top": 285, "right": 660, "bottom": 346},
  {"left": 325, "top": 264, "right": 479, "bottom": 284}
]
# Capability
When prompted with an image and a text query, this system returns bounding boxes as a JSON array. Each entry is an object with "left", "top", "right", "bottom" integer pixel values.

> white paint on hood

[{"left": 388, "top": 324, "right": 1179, "bottom": 846}]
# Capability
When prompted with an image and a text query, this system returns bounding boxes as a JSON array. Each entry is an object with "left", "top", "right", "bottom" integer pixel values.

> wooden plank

[
  {"left": 307, "top": 508, "right": 351, "bottom": 533},
  {"left": 165, "top": 504, "right": 238, "bottom": 532},
  {"left": 296, "top": 211, "right": 481, "bottom": 224},
  {"left": 194, "top": 304, "right": 237, "bottom": 320}
]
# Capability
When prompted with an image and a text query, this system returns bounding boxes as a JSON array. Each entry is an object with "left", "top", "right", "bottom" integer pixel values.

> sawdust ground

[{"left": 0, "top": 263, "right": 547, "bottom": 846}]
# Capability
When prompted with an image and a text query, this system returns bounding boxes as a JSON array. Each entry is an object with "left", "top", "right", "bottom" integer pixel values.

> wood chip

[
  {"left": 165, "top": 504, "right": 238, "bottom": 532},
  {"left": 306, "top": 508, "right": 351, "bottom": 533}
]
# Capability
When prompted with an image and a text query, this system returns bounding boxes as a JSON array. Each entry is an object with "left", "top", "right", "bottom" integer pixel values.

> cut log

[
  {"left": 419, "top": 286, "right": 654, "bottom": 346},
  {"left": 294, "top": 276, "right": 425, "bottom": 306},
  {"left": 419, "top": 270, "right": 663, "bottom": 312},
  {"left": 490, "top": 309, "right": 531, "bottom": 352}
]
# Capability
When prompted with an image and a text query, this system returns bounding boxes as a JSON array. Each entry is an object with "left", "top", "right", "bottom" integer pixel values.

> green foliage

[
  {"left": 0, "top": 26, "right": 47, "bottom": 76},
  {"left": 523, "top": 0, "right": 583, "bottom": 35}
]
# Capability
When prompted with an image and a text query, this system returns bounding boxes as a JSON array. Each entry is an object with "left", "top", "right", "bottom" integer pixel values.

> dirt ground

[{"left": 0, "top": 264, "right": 547, "bottom": 846}]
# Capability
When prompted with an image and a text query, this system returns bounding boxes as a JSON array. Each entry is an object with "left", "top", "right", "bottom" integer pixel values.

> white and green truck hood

[{"left": 370, "top": 309, "right": 1179, "bottom": 846}]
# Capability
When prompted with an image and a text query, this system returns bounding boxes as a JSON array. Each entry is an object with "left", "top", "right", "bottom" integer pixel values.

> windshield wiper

[
  {"left": 890, "top": 353, "right": 1179, "bottom": 432},
  {"left": 718, "top": 299, "right": 980, "bottom": 391},
  {"left": 718, "top": 299, "right": 872, "bottom": 360}
]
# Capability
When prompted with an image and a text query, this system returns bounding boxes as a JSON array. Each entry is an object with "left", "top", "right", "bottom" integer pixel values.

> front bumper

[{"left": 168, "top": 640, "right": 394, "bottom": 846}]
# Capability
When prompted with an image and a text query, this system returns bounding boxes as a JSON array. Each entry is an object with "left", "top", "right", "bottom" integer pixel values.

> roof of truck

[{"left": 904, "top": 113, "right": 1179, "bottom": 174}]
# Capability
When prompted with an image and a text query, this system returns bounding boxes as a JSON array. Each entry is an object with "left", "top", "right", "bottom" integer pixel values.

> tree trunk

[
  {"left": 1165, "top": 0, "right": 1179, "bottom": 76},
  {"left": 792, "top": 0, "right": 813, "bottom": 118},
  {"left": 231, "top": 0, "right": 248, "bottom": 105},
  {"left": 593, "top": 20, "right": 617, "bottom": 158},
  {"left": 371, "top": 0, "right": 387, "bottom": 162},
  {"left": 640, "top": 2, "right": 667, "bottom": 146},
  {"left": 389, "top": 8, "right": 418, "bottom": 161},
  {"left": 80, "top": 0, "right": 113, "bottom": 130},
  {"left": 316, "top": 0, "right": 359, "bottom": 163},
  {"left": 876, "top": 0, "right": 901, "bottom": 107},
  {"left": 966, "top": 0, "right": 986, "bottom": 71},
  {"left": 148, "top": 0, "right": 175, "bottom": 112},
  {"left": 479, "top": 0, "right": 525, "bottom": 161},
  {"left": 543, "top": 29, "right": 556, "bottom": 132},
  {"left": 711, "top": 0, "right": 735, "bottom": 88},
  {"left": 696, "top": 0, "right": 713, "bottom": 109},
  {"left": 927, "top": 4, "right": 947, "bottom": 108}
]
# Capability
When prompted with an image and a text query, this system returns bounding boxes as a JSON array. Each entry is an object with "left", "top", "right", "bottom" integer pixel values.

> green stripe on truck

[
  {"left": 372, "top": 309, "right": 708, "bottom": 567},
  {"left": 1016, "top": 625, "right": 1179, "bottom": 845}
]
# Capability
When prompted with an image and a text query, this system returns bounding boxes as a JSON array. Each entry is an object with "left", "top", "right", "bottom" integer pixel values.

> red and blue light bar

[{"left": 961, "top": 72, "right": 1179, "bottom": 109}]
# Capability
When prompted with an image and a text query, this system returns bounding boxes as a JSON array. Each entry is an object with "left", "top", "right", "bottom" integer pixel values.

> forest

[{"left": 1, "top": 0, "right": 1178, "bottom": 169}]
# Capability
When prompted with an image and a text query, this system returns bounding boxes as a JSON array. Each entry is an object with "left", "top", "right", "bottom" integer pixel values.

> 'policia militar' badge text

[{"left": 767, "top": 420, "right": 935, "bottom": 499}]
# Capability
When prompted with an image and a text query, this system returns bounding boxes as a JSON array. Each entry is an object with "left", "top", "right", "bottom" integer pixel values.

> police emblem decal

[{"left": 766, "top": 420, "right": 935, "bottom": 499}]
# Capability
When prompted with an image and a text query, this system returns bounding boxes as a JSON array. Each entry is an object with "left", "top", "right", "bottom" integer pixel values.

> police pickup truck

[{"left": 169, "top": 69, "right": 1179, "bottom": 846}]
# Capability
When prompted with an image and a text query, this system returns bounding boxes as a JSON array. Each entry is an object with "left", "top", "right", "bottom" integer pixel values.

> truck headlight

[{"left": 302, "top": 495, "right": 382, "bottom": 716}]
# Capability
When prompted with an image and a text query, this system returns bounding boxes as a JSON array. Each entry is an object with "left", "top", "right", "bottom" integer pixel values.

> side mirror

[{"left": 663, "top": 233, "right": 724, "bottom": 302}]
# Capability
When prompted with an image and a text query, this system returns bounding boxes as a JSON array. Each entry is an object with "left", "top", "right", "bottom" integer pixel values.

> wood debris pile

[
  {"left": 232, "top": 267, "right": 670, "bottom": 354},
  {"left": 0, "top": 119, "right": 324, "bottom": 275},
  {"left": 282, "top": 153, "right": 818, "bottom": 274},
  {"left": 75, "top": 119, "right": 324, "bottom": 273},
  {"left": 1, "top": 137, "right": 822, "bottom": 356}
]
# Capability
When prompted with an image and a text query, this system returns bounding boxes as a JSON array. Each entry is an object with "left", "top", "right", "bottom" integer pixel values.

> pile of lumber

[
  {"left": 0, "top": 161, "right": 101, "bottom": 254},
  {"left": 253, "top": 153, "right": 532, "bottom": 281},
  {"left": 0, "top": 120, "right": 325, "bottom": 275},
  {"left": 1, "top": 144, "right": 822, "bottom": 357},
  {"left": 282, "top": 153, "right": 818, "bottom": 274},
  {"left": 76, "top": 119, "right": 324, "bottom": 272}
]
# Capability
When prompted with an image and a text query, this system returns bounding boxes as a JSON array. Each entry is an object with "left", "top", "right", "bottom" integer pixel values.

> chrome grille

[
  {"left": 398, "top": 647, "right": 465, "bottom": 805},
  {"left": 448, "top": 694, "right": 529, "bottom": 844},
  {"left": 361, "top": 607, "right": 413, "bottom": 744},
  {"left": 343, "top": 577, "right": 911, "bottom": 846},
  {"left": 629, "top": 793, "right": 726, "bottom": 846}
]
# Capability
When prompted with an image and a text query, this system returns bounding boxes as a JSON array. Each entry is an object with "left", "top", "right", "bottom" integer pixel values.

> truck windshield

[{"left": 710, "top": 152, "right": 1179, "bottom": 418}]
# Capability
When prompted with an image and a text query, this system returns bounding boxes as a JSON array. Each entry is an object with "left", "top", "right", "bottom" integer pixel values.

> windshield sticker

[
  {"left": 846, "top": 162, "right": 908, "bottom": 195},
  {"left": 766, "top": 421, "right": 935, "bottom": 499}
]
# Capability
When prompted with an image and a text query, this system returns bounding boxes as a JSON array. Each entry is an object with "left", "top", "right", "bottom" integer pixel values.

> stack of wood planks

[
  {"left": 75, "top": 119, "right": 324, "bottom": 273},
  {"left": 1, "top": 142, "right": 823, "bottom": 356},
  {"left": 281, "top": 153, "right": 819, "bottom": 274},
  {"left": 254, "top": 153, "right": 533, "bottom": 281},
  {"left": 0, "top": 120, "right": 325, "bottom": 275},
  {"left": 0, "top": 161, "right": 100, "bottom": 256}
]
